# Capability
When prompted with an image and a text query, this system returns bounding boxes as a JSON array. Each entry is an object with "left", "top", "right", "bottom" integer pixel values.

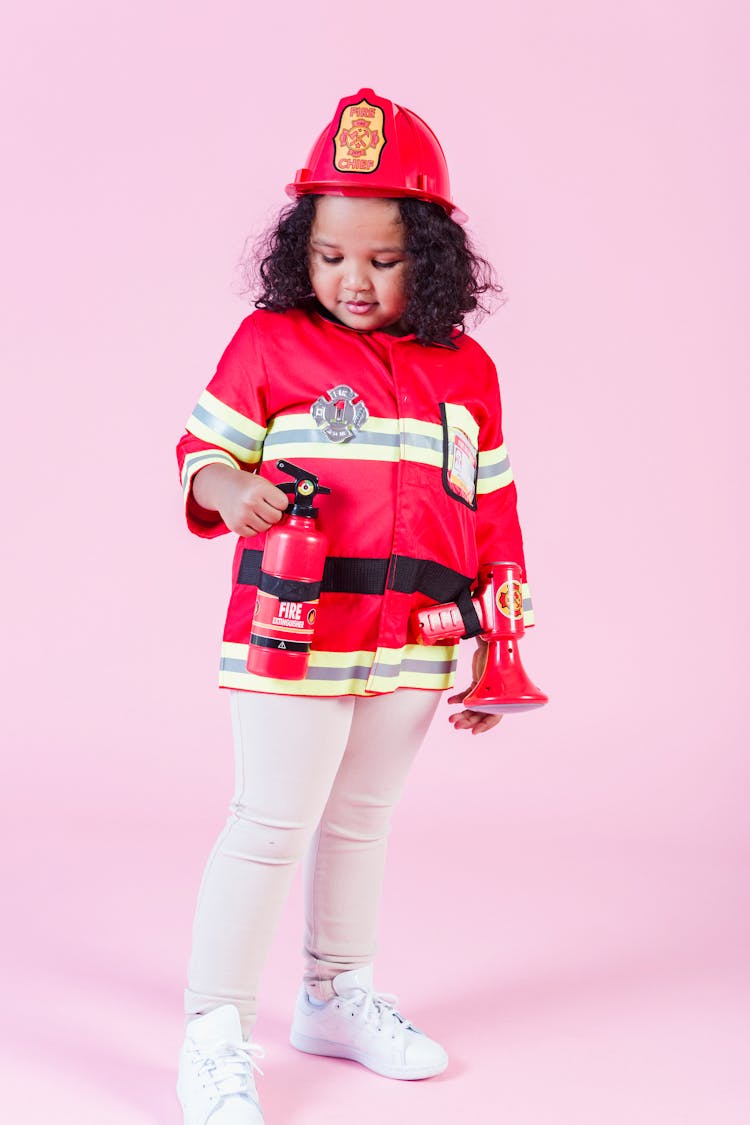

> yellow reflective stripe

[
  {"left": 181, "top": 449, "right": 240, "bottom": 498},
  {"left": 405, "top": 417, "right": 442, "bottom": 438},
  {"left": 476, "top": 443, "right": 514, "bottom": 493},
  {"left": 197, "top": 390, "right": 266, "bottom": 442},
  {"left": 186, "top": 390, "right": 266, "bottom": 464},
  {"left": 222, "top": 641, "right": 254, "bottom": 661},
  {"left": 365, "top": 644, "right": 457, "bottom": 692},
  {"left": 522, "top": 582, "right": 535, "bottom": 627},
  {"left": 220, "top": 669, "right": 369, "bottom": 695},
  {"left": 268, "top": 414, "right": 397, "bottom": 436},
  {"left": 268, "top": 414, "right": 442, "bottom": 439},
  {"left": 186, "top": 417, "right": 262, "bottom": 464},
  {"left": 263, "top": 413, "right": 444, "bottom": 468},
  {"left": 402, "top": 439, "right": 443, "bottom": 470},
  {"left": 264, "top": 438, "right": 399, "bottom": 463},
  {"left": 366, "top": 668, "right": 456, "bottom": 691},
  {"left": 219, "top": 641, "right": 458, "bottom": 695}
]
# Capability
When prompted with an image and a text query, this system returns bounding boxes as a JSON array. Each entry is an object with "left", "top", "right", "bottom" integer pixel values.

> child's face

[{"left": 308, "top": 196, "right": 408, "bottom": 333}]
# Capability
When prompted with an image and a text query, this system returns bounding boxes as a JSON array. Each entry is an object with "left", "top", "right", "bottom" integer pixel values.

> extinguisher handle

[
  {"left": 277, "top": 482, "right": 331, "bottom": 496},
  {"left": 276, "top": 461, "right": 331, "bottom": 492},
  {"left": 275, "top": 460, "right": 331, "bottom": 515}
]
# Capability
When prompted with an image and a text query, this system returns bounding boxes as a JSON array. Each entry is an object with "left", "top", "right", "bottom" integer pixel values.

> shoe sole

[
  {"left": 289, "top": 1030, "right": 448, "bottom": 1080},
  {"left": 176, "top": 1079, "right": 264, "bottom": 1124}
]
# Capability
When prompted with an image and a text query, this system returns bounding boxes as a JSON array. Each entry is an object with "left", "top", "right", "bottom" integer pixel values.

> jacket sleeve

[
  {"left": 475, "top": 359, "right": 535, "bottom": 627},
  {"left": 176, "top": 316, "right": 269, "bottom": 539}
]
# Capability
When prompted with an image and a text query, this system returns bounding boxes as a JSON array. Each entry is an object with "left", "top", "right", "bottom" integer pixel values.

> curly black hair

[{"left": 246, "top": 195, "right": 503, "bottom": 346}]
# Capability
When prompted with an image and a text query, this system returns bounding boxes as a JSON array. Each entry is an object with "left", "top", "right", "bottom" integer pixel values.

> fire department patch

[
  {"left": 333, "top": 98, "right": 386, "bottom": 174},
  {"left": 311, "top": 385, "right": 369, "bottom": 443},
  {"left": 496, "top": 580, "right": 524, "bottom": 620},
  {"left": 446, "top": 426, "right": 478, "bottom": 505}
]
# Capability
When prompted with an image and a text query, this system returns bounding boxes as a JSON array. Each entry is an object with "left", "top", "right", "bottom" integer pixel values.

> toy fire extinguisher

[
  {"left": 416, "top": 561, "right": 548, "bottom": 714},
  {"left": 246, "top": 461, "right": 331, "bottom": 681}
]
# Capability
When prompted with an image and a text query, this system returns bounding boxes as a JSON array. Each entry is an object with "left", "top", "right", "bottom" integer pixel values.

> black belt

[{"left": 237, "top": 550, "right": 482, "bottom": 637}]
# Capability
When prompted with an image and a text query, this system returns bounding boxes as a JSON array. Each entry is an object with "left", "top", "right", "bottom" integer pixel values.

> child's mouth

[{"left": 345, "top": 301, "right": 376, "bottom": 315}]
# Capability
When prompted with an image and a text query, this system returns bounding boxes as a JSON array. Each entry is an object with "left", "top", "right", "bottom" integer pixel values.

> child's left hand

[{"left": 446, "top": 640, "right": 503, "bottom": 735}]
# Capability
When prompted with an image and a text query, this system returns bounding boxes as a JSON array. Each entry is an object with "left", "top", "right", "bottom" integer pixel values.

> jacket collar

[{"left": 307, "top": 300, "right": 460, "bottom": 350}]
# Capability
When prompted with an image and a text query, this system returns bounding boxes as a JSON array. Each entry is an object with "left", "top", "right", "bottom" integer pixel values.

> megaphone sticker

[{"left": 496, "top": 580, "right": 523, "bottom": 619}]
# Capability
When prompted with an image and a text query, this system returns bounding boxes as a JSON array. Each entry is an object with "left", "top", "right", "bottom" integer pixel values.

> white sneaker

[
  {"left": 177, "top": 1005, "right": 265, "bottom": 1124},
  {"left": 290, "top": 965, "right": 448, "bottom": 1080}
]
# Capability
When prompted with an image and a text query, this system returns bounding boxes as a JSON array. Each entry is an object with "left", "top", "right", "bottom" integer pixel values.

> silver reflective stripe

[
  {"left": 219, "top": 656, "right": 456, "bottom": 681},
  {"left": 188, "top": 451, "right": 233, "bottom": 468},
  {"left": 220, "top": 658, "right": 370, "bottom": 682},
  {"left": 371, "top": 657, "right": 457, "bottom": 678},
  {"left": 264, "top": 427, "right": 400, "bottom": 449},
  {"left": 192, "top": 404, "right": 264, "bottom": 454},
  {"left": 523, "top": 596, "right": 533, "bottom": 612},
  {"left": 477, "top": 453, "right": 511, "bottom": 480},
  {"left": 402, "top": 657, "right": 457, "bottom": 674},
  {"left": 402, "top": 432, "right": 443, "bottom": 454},
  {"left": 183, "top": 450, "right": 236, "bottom": 483},
  {"left": 306, "top": 664, "right": 371, "bottom": 682}
]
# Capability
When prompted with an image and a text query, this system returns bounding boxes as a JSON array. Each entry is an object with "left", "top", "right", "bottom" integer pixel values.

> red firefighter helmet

[{"left": 286, "top": 87, "right": 467, "bottom": 223}]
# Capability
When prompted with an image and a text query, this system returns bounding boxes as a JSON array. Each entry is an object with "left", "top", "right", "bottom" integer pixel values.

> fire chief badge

[
  {"left": 333, "top": 97, "right": 386, "bottom": 174},
  {"left": 311, "top": 385, "right": 369, "bottom": 443}
]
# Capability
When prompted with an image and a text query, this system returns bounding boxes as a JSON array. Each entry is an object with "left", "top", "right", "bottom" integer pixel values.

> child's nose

[{"left": 343, "top": 264, "right": 371, "bottom": 293}]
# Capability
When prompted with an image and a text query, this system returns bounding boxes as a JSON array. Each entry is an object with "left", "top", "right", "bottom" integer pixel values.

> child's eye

[
  {"left": 372, "top": 260, "right": 403, "bottom": 269},
  {"left": 321, "top": 255, "right": 343, "bottom": 265}
]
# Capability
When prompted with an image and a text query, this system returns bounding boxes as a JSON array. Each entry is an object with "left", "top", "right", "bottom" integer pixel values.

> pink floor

[{"left": 7, "top": 738, "right": 748, "bottom": 1125}]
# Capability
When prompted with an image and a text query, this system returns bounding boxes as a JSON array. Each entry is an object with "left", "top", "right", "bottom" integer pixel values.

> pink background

[{"left": 2, "top": 1, "right": 748, "bottom": 1121}]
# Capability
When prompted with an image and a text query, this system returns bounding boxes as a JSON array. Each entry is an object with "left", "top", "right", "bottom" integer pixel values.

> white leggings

[{"left": 184, "top": 688, "right": 441, "bottom": 1036}]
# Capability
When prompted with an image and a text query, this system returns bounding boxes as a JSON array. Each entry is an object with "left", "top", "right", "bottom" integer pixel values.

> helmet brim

[{"left": 285, "top": 181, "right": 468, "bottom": 225}]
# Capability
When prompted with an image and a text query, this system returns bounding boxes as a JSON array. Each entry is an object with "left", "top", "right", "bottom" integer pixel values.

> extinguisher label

[
  {"left": 272, "top": 601, "right": 306, "bottom": 628},
  {"left": 250, "top": 591, "right": 319, "bottom": 653}
]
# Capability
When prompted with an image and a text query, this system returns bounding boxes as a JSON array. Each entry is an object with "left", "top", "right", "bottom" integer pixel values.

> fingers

[
  {"left": 236, "top": 515, "right": 275, "bottom": 536},
  {"left": 236, "top": 506, "right": 284, "bottom": 536},
  {"left": 263, "top": 484, "right": 292, "bottom": 512},
  {"left": 249, "top": 483, "right": 289, "bottom": 522},
  {"left": 448, "top": 707, "right": 503, "bottom": 735},
  {"left": 257, "top": 493, "right": 288, "bottom": 523},
  {"left": 228, "top": 482, "right": 290, "bottom": 536}
]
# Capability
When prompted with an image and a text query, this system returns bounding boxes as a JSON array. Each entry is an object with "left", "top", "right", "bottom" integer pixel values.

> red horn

[{"left": 417, "top": 562, "right": 548, "bottom": 715}]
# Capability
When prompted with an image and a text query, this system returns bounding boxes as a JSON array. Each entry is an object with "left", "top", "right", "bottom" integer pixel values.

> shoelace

[
  {"left": 195, "top": 1037, "right": 266, "bottom": 1098},
  {"left": 337, "top": 989, "right": 418, "bottom": 1040}
]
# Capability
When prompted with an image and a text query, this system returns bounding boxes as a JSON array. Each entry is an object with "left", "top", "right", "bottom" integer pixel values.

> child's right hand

[{"left": 192, "top": 464, "right": 289, "bottom": 536}]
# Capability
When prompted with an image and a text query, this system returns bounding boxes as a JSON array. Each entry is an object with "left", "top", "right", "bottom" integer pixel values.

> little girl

[{"left": 175, "top": 87, "right": 534, "bottom": 1125}]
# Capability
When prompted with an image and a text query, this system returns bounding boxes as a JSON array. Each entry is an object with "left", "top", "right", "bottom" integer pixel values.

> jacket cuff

[
  {"left": 521, "top": 582, "right": 535, "bottom": 628},
  {"left": 180, "top": 449, "right": 240, "bottom": 538}
]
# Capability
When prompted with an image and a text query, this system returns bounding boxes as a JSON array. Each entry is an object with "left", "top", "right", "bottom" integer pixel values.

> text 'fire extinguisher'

[
  {"left": 416, "top": 562, "right": 549, "bottom": 715},
  {"left": 246, "top": 461, "right": 331, "bottom": 681}
]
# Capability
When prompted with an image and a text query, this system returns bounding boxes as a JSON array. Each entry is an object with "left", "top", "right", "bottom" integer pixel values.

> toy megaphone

[{"left": 416, "top": 562, "right": 548, "bottom": 715}]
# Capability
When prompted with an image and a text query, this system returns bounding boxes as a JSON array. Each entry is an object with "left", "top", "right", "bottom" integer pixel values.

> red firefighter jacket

[{"left": 176, "top": 304, "right": 534, "bottom": 696}]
